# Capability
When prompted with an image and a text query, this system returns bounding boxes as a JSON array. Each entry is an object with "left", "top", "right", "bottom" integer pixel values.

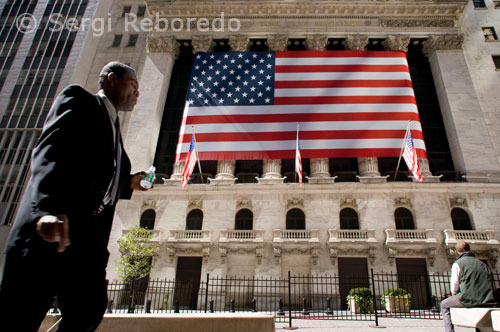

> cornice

[{"left": 145, "top": 1, "right": 467, "bottom": 19}]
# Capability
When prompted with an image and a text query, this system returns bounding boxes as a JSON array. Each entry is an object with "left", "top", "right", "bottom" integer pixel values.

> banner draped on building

[{"left": 175, "top": 50, "right": 427, "bottom": 162}]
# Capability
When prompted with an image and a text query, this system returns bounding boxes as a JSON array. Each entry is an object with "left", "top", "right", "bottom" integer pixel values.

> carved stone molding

[
  {"left": 266, "top": 34, "right": 289, "bottom": 51},
  {"left": 167, "top": 245, "right": 211, "bottom": 263},
  {"left": 188, "top": 199, "right": 203, "bottom": 211},
  {"left": 304, "top": 34, "right": 328, "bottom": 51},
  {"left": 394, "top": 197, "right": 412, "bottom": 209},
  {"left": 387, "top": 246, "right": 436, "bottom": 267},
  {"left": 329, "top": 245, "right": 376, "bottom": 266},
  {"left": 340, "top": 197, "right": 357, "bottom": 209},
  {"left": 229, "top": 35, "right": 250, "bottom": 51},
  {"left": 422, "top": 34, "right": 464, "bottom": 58},
  {"left": 142, "top": 200, "right": 157, "bottom": 210},
  {"left": 287, "top": 198, "right": 304, "bottom": 210},
  {"left": 446, "top": 248, "right": 499, "bottom": 267},
  {"left": 191, "top": 35, "right": 215, "bottom": 53},
  {"left": 449, "top": 197, "right": 467, "bottom": 208},
  {"left": 236, "top": 200, "right": 252, "bottom": 210},
  {"left": 381, "top": 19, "right": 455, "bottom": 28},
  {"left": 147, "top": 36, "right": 180, "bottom": 58},
  {"left": 343, "top": 35, "right": 368, "bottom": 51},
  {"left": 382, "top": 34, "right": 410, "bottom": 52}
]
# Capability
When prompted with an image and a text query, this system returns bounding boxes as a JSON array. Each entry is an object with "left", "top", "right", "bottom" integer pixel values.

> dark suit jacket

[{"left": 4, "top": 85, "right": 133, "bottom": 263}]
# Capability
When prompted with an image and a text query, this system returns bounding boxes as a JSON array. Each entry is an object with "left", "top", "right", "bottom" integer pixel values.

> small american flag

[
  {"left": 181, "top": 136, "right": 198, "bottom": 190},
  {"left": 295, "top": 125, "right": 302, "bottom": 185},
  {"left": 403, "top": 127, "right": 423, "bottom": 182}
]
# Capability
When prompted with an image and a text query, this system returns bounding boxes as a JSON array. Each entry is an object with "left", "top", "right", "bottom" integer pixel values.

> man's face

[{"left": 113, "top": 68, "right": 139, "bottom": 112}]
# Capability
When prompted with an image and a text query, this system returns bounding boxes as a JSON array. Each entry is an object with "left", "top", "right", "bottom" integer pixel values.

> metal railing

[{"left": 99, "top": 270, "right": 500, "bottom": 327}]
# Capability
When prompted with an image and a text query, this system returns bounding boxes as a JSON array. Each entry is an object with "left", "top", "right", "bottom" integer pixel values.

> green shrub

[
  {"left": 380, "top": 288, "right": 411, "bottom": 307},
  {"left": 346, "top": 287, "right": 373, "bottom": 313}
]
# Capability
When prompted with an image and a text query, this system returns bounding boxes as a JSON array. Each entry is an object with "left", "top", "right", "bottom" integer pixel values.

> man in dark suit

[{"left": 0, "top": 62, "right": 148, "bottom": 331}]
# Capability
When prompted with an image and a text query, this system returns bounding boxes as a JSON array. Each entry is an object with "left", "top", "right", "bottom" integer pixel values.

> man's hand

[
  {"left": 36, "top": 214, "right": 70, "bottom": 252},
  {"left": 131, "top": 171, "right": 149, "bottom": 191}
]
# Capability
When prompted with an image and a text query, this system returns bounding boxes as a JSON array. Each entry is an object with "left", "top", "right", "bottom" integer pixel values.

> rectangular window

[
  {"left": 473, "top": 0, "right": 487, "bottom": 8},
  {"left": 122, "top": 6, "right": 131, "bottom": 17},
  {"left": 493, "top": 55, "right": 500, "bottom": 70},
  {"left": 112, "top": 34, "right": 122, "bottom": 47},
  {"left": 137, "top": 6, "right": 146, "bottom": 17},
  {"left": 483, "top": 27, "right": 498, "bottom": 41},
  {"left": 127, "top": 34, "right": 138, "bottom": 47}
]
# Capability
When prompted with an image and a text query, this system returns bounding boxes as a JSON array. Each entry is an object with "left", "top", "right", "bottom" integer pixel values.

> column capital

[
  {"left": 147, "top": 35, "right": 180, "bottom": 58},
  {"left": 304, "top": 34, "right": 328, "bottom": 51},
  {"left": 192, "top": 35, "right": 215, "bottom": 54},
  {"left": 382, "top": 34, "right": 411, "bottom": 52},
  {"left": 228, "top": 34, "right": 251, "bottom": 51},
  {"left": 342, "top": 34, "right": 368, "bottom": 51},
  {"left": 422, "top": 34, "right": 464, "bottom": 58},
  {"left": 266, "top": 34, "right": 289, "bottom": 51}
]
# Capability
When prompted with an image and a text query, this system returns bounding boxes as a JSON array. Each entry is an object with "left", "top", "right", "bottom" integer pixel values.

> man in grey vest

[{"left": 441, "top": 241, "right": 496, "bottom": 332}]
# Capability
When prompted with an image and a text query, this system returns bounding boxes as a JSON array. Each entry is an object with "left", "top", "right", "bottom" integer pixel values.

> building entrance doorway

[
  {"left": 338, "top": 257, "right": 369, "bottom": 310},
  {"left": 396, "top": 258, "right": 431, "bottom": 308},
  {"left": 174, "top": 257, "right": 202, "bottom": 309}
]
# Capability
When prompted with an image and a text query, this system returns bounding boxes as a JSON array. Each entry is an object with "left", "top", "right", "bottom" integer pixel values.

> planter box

[
  {"left": 348, "top": 296, "right": 374, "bottom": 314},
  {"left": 384, "top": 295, "right": 410, "bottom": 313}
]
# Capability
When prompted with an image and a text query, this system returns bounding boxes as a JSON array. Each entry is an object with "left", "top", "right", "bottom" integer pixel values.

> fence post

[
  {"left": 145, "top": 300, "right": 151, "bottom": 313},
  {"left": 283, "top": 271, "right": 299, "bottom": 330},
  {"left": 278, "top": 298, "right": 285, "bottom": 316},
  {"left": 204, "top": 273, "right": 209, "bottom": 313},
  {"left": 370, "top": 268, "right": 379, "bottom": 327},
  {"left": 107, "top": 299, "right": 114, "bottom": 313},
  {"left": 325, "top": 297, "right": 333, "bottom": 315},
  {"left": 230, "top": 299, "right": 235, "bottom": 313}
]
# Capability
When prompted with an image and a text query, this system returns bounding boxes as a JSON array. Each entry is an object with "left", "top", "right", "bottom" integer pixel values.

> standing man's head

[
  {"left": 99, "top": 62, "right": 139, "bottom": 112},
  {"left": 456, "top": 241, "right": 471, "bottom": 255}
]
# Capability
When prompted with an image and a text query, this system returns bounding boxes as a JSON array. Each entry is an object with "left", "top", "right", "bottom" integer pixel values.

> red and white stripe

[
  {"left": 295, "top": 127, "right": 302, "bottom": 185},
  {"left": 176, "top": 50, "right": 427, "bottom": 161}
]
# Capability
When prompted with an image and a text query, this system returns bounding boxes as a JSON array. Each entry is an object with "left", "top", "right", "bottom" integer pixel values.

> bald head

[{"left": 456, "top": 241, "right": 470, "bottom": 254}]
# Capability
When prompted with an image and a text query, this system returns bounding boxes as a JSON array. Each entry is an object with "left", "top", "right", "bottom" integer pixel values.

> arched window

[
  {"left": 340, "top": 208, "right": 359, "bottom": 229},
  {"left": 286, "top": 208, "right": 305, "bottom": 230},
  {"left": 186, "top": 209, "right": 203, "bottom": 230},
  {"left": 139, "top": 209, "right": 156, "bottom": 230},
  {"left": 451, "top": 208, "right": 473, "bottom": 230},
  {"left": 395, "top": 207, "right": 415, "bottom": 230},
  {"left": 235, "top": 209, "right": 253, "bottom": 230}
]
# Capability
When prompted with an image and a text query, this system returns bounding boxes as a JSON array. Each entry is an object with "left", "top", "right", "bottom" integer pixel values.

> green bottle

[{"left": 140, "top": 166, "right": 156, "bottom": 189}]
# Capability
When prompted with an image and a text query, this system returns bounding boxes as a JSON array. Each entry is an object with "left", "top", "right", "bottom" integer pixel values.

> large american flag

[{"left": 175, "top": 50, "right": 427, "bottom": 162}]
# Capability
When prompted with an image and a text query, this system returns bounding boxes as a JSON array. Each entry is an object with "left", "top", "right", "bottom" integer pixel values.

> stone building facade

[{"left": 1, "top": 1, "right": 500, "bottom": 292}]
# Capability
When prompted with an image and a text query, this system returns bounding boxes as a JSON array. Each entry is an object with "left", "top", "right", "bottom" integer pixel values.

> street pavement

[{"left": 275, "top": 318, "right": 473, "bottom": 332}]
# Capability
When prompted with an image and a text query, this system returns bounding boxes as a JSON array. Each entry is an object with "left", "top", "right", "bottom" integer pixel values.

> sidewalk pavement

[{"left": 276, "top": 318, "right": 473, "bottom": 332}]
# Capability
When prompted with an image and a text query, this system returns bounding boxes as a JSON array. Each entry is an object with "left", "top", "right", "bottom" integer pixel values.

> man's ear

[{"left": 108, "top": 72, "right": 117, "bottom": 87}]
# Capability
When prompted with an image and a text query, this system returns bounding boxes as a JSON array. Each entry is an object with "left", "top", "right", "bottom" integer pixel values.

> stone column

[
  {"left": 383, "top": 35, "right": 440, "bottom": 183},
  {"left": 343, "top": 35, "right": 386, "bottom": 183},
  {"left": 423, "top": 34, "right": 500, "bottom": 183},
  {"left": 256, "top": 35, "right": 290, "bottom": 184},
  {"left": 168, "top": 36, "right": 215, "bottom": 182},
  {"left": 125, "top": 36, "right": 179, "bottom": 176},
  {"left": 210, "top": 35, "right": 250, "bottom": 185},
  {"left": 304, "top": 35, "right": 337, "bottom": 184}
]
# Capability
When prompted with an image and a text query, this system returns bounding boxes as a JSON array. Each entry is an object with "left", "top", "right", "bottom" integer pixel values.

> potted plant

[
  {"left": 381, "top": 288, "right": 411, "bottom": 313},
  {"left": 346, "top": 287, "right": 374, "bottom": 314}
]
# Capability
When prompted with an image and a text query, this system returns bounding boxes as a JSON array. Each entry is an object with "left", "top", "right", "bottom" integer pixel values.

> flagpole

[
  {"left": 394, "top": 120, "right": 411, "bottom": 182},
  {"left": 295, "top": 123, "right": 299, "bottom": 184},
  {"left": 191, "top": 126, "right": 204, "bottom": 184}
]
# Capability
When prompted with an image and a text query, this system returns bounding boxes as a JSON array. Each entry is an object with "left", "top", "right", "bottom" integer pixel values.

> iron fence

[{"left": 100, "top": 269, "right": 500, "bottom": 326}]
